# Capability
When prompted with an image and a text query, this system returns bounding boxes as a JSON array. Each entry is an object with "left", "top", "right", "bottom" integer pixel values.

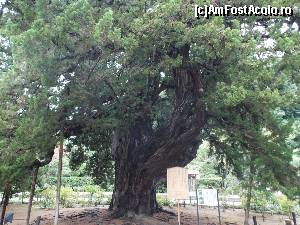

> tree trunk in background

[
  {"left": 54, "top": 134, "right": 64, "bottom": 225},
  {"left": 244, "top": 164, "right": 254, "bottom": 225},
  {"left": 0, "top": 192, "right": 4, "bottom": 206},
  {"left": 0, "top": 184, "right": 11, "bottom": 225},
  {"left": 111, "top": 67, "right": 206, "bottom": 216},
  {"left": 21, "top": 192, "right": 24, "bottom": 204},
  {"left": 25, "top": 166, "right": 39, "bottom": 225}
]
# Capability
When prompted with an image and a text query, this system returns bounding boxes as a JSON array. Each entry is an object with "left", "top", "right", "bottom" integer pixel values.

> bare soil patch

[{"left": 4, "top": 204, "right": 298, "bottom": 225}]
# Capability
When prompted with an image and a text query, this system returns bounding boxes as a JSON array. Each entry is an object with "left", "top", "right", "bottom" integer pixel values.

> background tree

[{"left": 0, "top": 20, "right": 58, "bottom": 224}]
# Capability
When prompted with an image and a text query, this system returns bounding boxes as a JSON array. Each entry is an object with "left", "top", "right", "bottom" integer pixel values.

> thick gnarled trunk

[
  {"left": 111, "top": 67, "right": 206, "bottom": 216},
  {"left": 111, "top": 116, "right": 158, "bottom": 216},
  {"left": 112, "top": 160, "right": 158, "bottom": 216}
]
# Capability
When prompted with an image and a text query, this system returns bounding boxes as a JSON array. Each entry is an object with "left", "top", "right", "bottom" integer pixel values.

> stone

[{"left": 284, "top": 219, "right": 292, "bottom": 225}]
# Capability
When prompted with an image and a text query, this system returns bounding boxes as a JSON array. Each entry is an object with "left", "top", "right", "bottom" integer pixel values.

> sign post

[
  {"left": 196, "top": 187, "right": 200, "bottom": 225},
  {"left": 217, "top": 189, "right": 221, "bottom": 225},
  {"left": 177, "top": 200, "right": 181, "bottom": 225},
  {"left": 167, "top": 167, "right": 189, "bottom": 225}
]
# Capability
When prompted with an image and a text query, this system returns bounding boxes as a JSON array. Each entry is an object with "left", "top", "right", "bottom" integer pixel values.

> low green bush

[
  {"left": 38, "top": 187, "right": 55, "bottom": 208},
  {"left": 278, "top": 195, "right": 296, "bottom": 216},
  {"left": 252, "top": 191, "right": 268, "bottom": 212},
  {"left": 85, "top": 185, "right": 101, "bottom": 202},
  {"left": 221, "top": 199, "right": 229, "bottom": 210},
  {"left": 98, "top": 195, "right": 112, "bottom": 205},
  {"left": 61, "top": 187, "right": 76, "bottom": 208},
  {"left": 157, "top": 196, "right": 173, "bottom": 207},
  {"left": 76, "top": 198, "right": 90, "bottom": 207},
  {"left": 156, "top": 183, "right": 167, "bottom": 193}
]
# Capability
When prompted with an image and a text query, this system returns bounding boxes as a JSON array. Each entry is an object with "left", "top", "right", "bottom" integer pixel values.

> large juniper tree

[{"left": 1, "top": 0, "right": 299, "bottom": 217}]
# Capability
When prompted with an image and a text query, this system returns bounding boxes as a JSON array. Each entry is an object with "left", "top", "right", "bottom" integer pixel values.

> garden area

[
  {"left": 1, "top": 145, "right": 300, "bottom": 224},
  {"left": 3, "top": 204, "right": 299, "bottom": 225}
]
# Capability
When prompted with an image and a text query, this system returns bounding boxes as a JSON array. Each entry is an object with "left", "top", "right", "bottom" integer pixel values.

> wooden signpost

[
  {"left": 217, "top": 189, "right": 221, "bottom": 225},
  {"left": 177, "top": 200, "right": 181, "bottom": 225},
  {"left": 167, "top": 167, "right": 189, "bottom": 225},
  {"left": 195, "top": 187, "right": 200, "bottom": 225}
]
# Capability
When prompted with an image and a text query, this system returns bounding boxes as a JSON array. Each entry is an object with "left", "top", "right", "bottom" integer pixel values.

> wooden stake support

[
  {"left": 253, "top": 215, "right": 257, "bottom": 225},
  {"left": 196, "top": 188, "right": 200, "bottom": 225},
  {"left": 217, "top": 189, "right": 221, "bottom": 225},
  {"left": 177, "top": 200, "right": 181, "bottom": 225},
  {"left": 292, "top": 212, "right": 297, "bottom": 225}
]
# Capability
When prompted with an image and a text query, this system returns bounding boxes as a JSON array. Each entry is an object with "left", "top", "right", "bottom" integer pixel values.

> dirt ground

[{"left": 4, "top": 204, "right": 298, "bottom": 225}]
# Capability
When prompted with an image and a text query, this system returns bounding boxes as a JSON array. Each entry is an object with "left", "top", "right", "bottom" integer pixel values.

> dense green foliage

[{"left": 39, "top": 158, "right": 94, "bottom": 190}]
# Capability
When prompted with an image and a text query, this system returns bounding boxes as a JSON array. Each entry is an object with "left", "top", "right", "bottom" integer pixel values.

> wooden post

[
  {"left": 253, "top": 216, "right": 257, "bottom": 225},
  {"left": 177, "top": 200, "right": 181, "bottom": 225},
  {"left": 195, "top": 188, "right": 200, "bottom": 225},
  {"left": 21, "top": 192, "right": 24, "bottom": 204},
  {"left": 292, "top": 212, "right": 297, "bottom": 225},
  {"left": 26, "top": 166, "right": 39, "bottom": 225},
  {"left": 54, "top": 134, "right": 64, "bottom": 225},
  {"left": 217, "top": 189, "right": 221, "bottom": 225}
]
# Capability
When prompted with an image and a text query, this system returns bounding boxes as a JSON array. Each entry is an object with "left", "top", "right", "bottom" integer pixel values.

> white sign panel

[{"left": 202, "top": 189, "right": 218, "bottom": 207}]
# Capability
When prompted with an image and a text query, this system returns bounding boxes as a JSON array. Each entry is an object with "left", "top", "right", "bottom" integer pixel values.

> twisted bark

[{"left": 111, "top": 67, "right": 206, "bottom": 216}]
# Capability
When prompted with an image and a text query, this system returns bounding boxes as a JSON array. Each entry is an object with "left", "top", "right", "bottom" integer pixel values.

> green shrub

[
  {"left": 98, "top": 195, "right": 112, "bottom": 205},
  {"left": 61, "top": 187, "right": 75, "bottom": 208},
  {"left": 38, "top": 187, "right": 55, "bottom": 208},
  {"left": 157, "top": 196, "right": 173, "bottom": 207},
  {"left": 85, "top": 185, "right": 100, "bottom": 202},
  {"left": 94, "top": 190, "right": 105, "bottom": 205},
  {"left": 266, "top": 194, "right": 281, "bottom": 214},
  {"left": 76, "top": 198, "right": 90, "bottom": 207},
  {"left": 156, "top": 183, "right": 167, "bottom": 193},
  {"left": 294, "top": 204, "right": 300, "bottom": 215},
  {"left": 221, "top": 198, "right": 229, "bottom": 210},
  {"left": 241, "top": 190, "right": 278, "bottom": 213},
  {"left": 278, "top": 195, "right": 295, "bottom": 215},
  {"left": 252, "top": 191, "right": 268, "bottom": 212}
]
